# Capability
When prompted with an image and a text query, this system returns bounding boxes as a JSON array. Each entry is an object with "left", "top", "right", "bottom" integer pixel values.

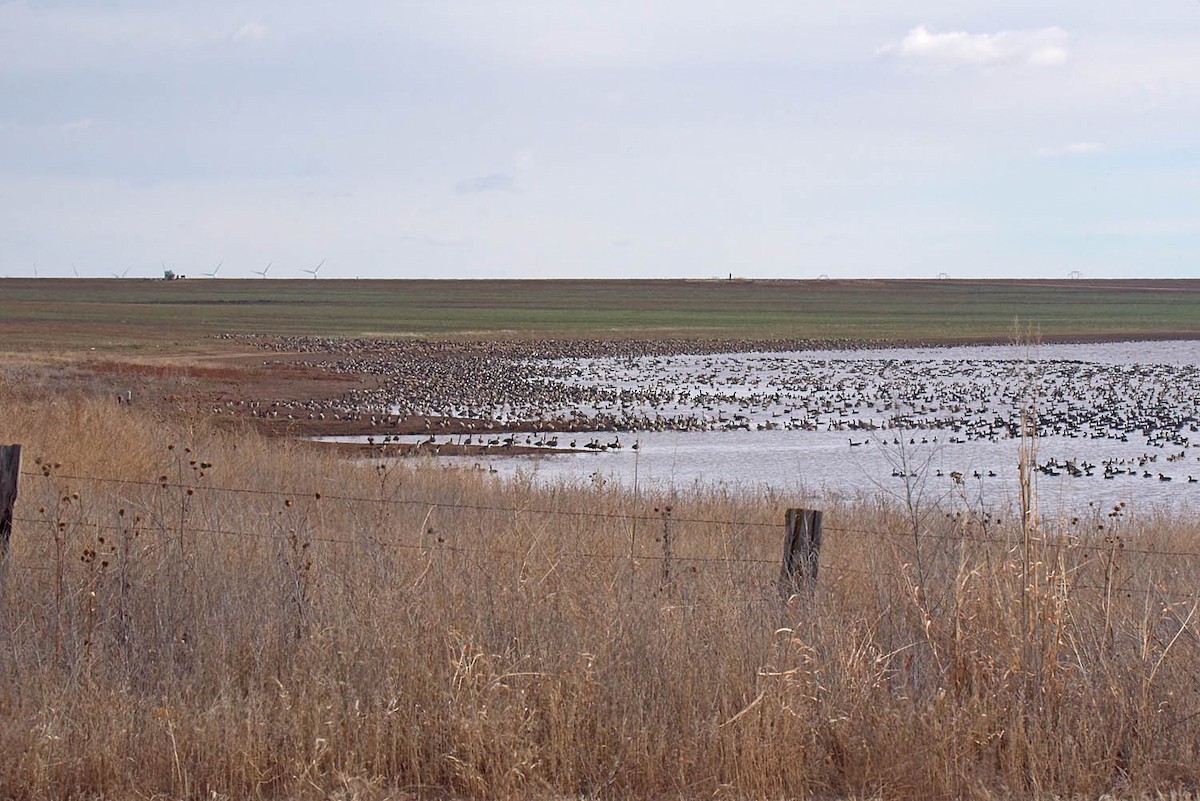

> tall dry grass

[{"left": 1, "top": 376, "right": 1200, "bottom": 800}]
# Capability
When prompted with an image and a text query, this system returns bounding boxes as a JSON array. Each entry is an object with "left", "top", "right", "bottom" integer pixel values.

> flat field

[{"left": 2, "top": 277, "right": 1198, "bottom": 350}]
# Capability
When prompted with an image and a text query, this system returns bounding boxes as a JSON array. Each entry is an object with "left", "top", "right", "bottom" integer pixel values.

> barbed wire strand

[
  {"left": 12, "top": 469, "right": 1200, "bottom": 590},
  {"left": 8, "top": 513, "right": 1200, "bottom": 601},
  {"left": 19, "top": 468, "right": 1197, "bottom": 563},
  {"left": 22, "top": 470, "right": 785, "bottom": 529}
]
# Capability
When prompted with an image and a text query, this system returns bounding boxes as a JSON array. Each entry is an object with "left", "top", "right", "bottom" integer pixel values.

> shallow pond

[{"left": 355, "top": 340, "right": 1200, "bottom": 512}]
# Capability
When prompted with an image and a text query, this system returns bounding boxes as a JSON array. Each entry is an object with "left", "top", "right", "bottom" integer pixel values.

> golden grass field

[{"left": 3, "top": 368, "right": 1200, "bottom": 800}]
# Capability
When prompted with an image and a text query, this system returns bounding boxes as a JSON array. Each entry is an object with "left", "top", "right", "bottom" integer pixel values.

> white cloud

[
  {"left": 1028, "top": 46, "right": 1068, "bottom": 67},
  {"left": 1036, "top": 141, "right": 1106, "bottom": 157},
  {"left": 232, "top": 21, "right": 269, "bottom": 44},
  {"left": 886, "top": 25, "right": 1069, "bottom": 69}
]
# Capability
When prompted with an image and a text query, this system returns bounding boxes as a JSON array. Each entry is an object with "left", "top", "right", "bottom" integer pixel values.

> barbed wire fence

[{"left": 2, "top": 461, "right": 1197, "bottom": 605}]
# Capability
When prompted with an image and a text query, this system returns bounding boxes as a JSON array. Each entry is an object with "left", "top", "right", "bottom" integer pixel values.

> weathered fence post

[
  {"left": 0, "top": 444, "right": 20, "bottom": 598},
  {"left": 779, "top": 508, "right": 822, "bottom": 597},
  {"left": 658, "top": 505, "right": 673, "bottom": 590}
]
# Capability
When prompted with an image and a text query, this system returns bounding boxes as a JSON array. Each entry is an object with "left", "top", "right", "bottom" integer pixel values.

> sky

[{"left": 1, "top": 1, "right": 1198, "bottom": 280}]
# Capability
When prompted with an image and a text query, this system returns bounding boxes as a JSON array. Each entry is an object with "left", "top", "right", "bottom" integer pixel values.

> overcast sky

[{"left": 2, "top": 1, "right": 1198, "bottom": 279}]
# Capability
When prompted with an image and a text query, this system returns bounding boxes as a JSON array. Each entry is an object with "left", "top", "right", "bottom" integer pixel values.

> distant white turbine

[
  {"left": 202, "top": 260, "right": 223, "bottom": 278},
  {"left": 110, "top": 268, "right": 130, "bottom": 279},
  {"left": 252, "top": 261, "right": 272, "bottom": 279},
  {"left": 301, "top": 259, "right": 325, "bottom": 279}
]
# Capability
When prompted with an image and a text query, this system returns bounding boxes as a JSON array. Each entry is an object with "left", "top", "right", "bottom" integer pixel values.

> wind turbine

[
  {"left": 32, "top": 263, "right": 38, "bottom": 278},
  {"left": 72, "top": 263, "right": 80, "bottom": 278},
  {"left": 301, "top": 259, "right": 325, "bottom": 279},
  {"left": 202, "top": 260, "right": 223, "bottom": 278},
  {"left": 252, "top": 261, "right": 272, "bottom": 279},
  {"left": 110, "top": 268, "right": 130, "bottom": 279}
]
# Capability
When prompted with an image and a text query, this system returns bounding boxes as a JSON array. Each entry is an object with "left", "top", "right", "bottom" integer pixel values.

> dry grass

[{"left": 2, "top": 374, "right": 1200, "bottom": 800}]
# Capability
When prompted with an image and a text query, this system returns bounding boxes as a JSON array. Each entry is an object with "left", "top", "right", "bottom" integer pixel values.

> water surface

[{"left": 357, "top": 340, "right": 1200, "bottom": 512}]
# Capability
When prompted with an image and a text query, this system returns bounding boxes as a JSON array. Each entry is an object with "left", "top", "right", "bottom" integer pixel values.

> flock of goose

[{"left": 220, "top": 335, "right": 1200, "bottom": 496}]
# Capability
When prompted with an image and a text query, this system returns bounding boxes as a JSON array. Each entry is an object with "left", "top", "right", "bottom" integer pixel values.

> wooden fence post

[
  {"left": 0, "top": 444, "right": 20, "bottom": 597},
  {"left": 658, "top": 505, "right": 673, "bottom": 590},
  {"left": 779, "top": 508, "right": 822, "bottom": 596}
]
